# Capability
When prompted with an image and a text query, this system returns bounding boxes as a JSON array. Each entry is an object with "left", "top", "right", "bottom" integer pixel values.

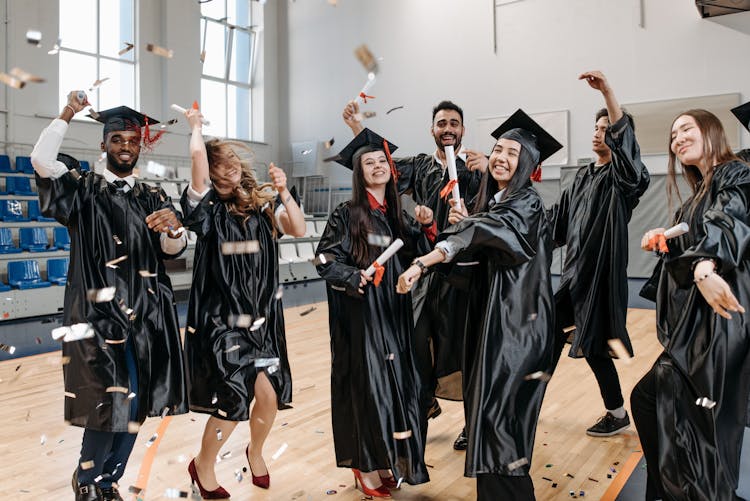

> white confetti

[
  {"left": 106, "top": 255, "right": 128, "bottom": 268},
  {"left": 696, "top": 397, "right": 717, "bottom": 409},
  {"left": 507, "top": 457, "right": 529, "bottom": 471},
  {"left": 271, "top": 442, "right": 288, "bottom": 460},
  {"left": 87, "top": 286, "right": 116, "bottom": 302},
  {"left": 221, "top": 241, "right": 260, "bottom": 255}
]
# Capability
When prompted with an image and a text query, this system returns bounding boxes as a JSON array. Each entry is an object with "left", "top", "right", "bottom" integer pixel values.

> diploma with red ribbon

[
  {"left": 364, "top": 238, "right": 404, "bottom": 287},
  {"left": 439, "top": 145, "right": 462, "bottom": 211},
  {"left": 355, "top": 74, "right": 376, "bottom": 104},
  {"left": 648, "top": 222, "right": 689, "bottom": 253}
]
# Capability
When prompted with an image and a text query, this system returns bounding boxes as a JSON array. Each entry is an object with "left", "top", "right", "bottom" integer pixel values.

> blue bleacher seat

[
  {"left": 0, "top": 200, "right": 29, "bottom": 221},
  {"left": 47, "top": 258, "right": 69, "bottom": 285},
  {"left": 28, "top": 200, "right": 55, "bottom": 222},
  {"left": 79, "top": 160, "right": 90, "bottom": 172},
  {"left": 7, "top": 260, "right": 51, "bottom": 289},
  {"left": 5, "top": 176, "right": 34, "bottom": 195},
  {"left": 0, "top": 228, "right": 21, "bottom": 254},
  {"left": 0, "top": 282, "right": 10, "bottom": 292},
  {"left": 0, "top": 155, "right": 12, "bottom": 173},
  {"left": 53, "top": 227, "right": 70, "bottom": 250},
  {"left": 19, "top": 227, "right": 49, "bottom": 252},
  {"left": 15, "top": 156, "right": 34, "bottom": 174}
]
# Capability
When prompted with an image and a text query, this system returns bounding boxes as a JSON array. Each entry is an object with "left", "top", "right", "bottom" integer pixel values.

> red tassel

[
  {"left": 530, "top": 166, "right": 542, "bottom": 182},
  {"left": 382, "top": 139, "right": 399, "bottom": 182},
  {"left": 141, "top": 116, "right": 165, "bottom": 152},
  {"left": 372, "top": 262, "right": 385, "bottom": 287}
]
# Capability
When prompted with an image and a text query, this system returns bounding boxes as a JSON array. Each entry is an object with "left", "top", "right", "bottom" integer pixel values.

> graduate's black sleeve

[
  {"left": 738, "top": 149, "right": 750, "bottom": 164},
  {"left": 439, "top": 190, "right": 543, "bottom": 267},
  {"left": 314, "top": 204, "right": 363, "bottom": 297},
  {"left": 394, "top": 156, "right": 418, "bottom": 196},
  {"left": 35, "top": 170, "right": 84, "bottom": 226},
  {"left": 665, "top": 164, "right": 750, "bottom": 286},
  {"left": 605, "top": 115, "right": 650, "bottom": 202},
  {"left": 548, "top": 182, "right": 571, "bottom": 249},
  {"left": 180, "top": 187, "right": 215, "bottom": 239}
]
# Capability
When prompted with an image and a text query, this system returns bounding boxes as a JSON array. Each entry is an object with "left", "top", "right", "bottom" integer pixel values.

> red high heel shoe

[
  {"left": 378, "top": 473, "right": 400, "bottom": 490},
  {"left": 353, "top": 469, "right": 392, "bottom": 498},
  {"left": 188, "top": 458, "right": 231, "bottom": 499},
  {"left": 246, "top": 445, "right": 270, "bottom": 489}
]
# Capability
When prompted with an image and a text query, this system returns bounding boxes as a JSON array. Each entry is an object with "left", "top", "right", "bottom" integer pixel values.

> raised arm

[
  {"left": 185, "top": 108, "right": 210, "bottom": 195},
  {"left": 267, "top": 163, "right": 306, "bottom": 237}
]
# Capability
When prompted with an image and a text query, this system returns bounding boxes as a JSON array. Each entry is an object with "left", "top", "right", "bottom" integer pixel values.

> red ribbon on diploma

[
  {"left": 440, "top": 179, "right": 458, "bottom": 200},
  {"left": 372, "top": 261, "right": 385, "bottom": 287},
  {"left": 648, "top": 234, "right": 669, "bottom": 253},
  {"left": 382, "top": 139, "right": 399, "bottom": 182},
  {"left": 359, "top": 92, "right": 375, "bottom": 103}
]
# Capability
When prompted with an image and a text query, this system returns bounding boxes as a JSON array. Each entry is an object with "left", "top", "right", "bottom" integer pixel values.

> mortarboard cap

[
  {"left": 731, "top": 101, "right": 750, "bottom": 133},
  {"left": 491, "top": 109, "right": 563, "bottom": 164},
  {"left": 90, "top": 105, "right": 160, "bottom": 139},
  {"left": 332, "top": 128, "right": 398, "bottom": 171}
]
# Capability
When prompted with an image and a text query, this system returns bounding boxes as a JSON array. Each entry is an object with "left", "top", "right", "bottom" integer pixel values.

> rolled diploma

[
  {"left": 364, "top": 238, "right": 404, "bottom": 277},
  {"left": 355, "top": 76, "right": 376, "bottom": 104},
  {"left": 170, "top": 104, "right": 210, "bottom": 125},
  {"left": 663, "top": 222, "right": 688, "bottom": 239},
  {"left": 445, "top": 145, "right": 461, "bottom": 211}
]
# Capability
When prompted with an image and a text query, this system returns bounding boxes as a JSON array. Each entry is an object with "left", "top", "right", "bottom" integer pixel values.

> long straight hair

[
  {"left": 349, "top": 146, "right": 407, "bottom": 268},
  {"left": 471, "top": 140, "right": 537, "bottom": 213},
  {"left": 204, "top": 139, "right": 277, "bottom": 233},
  {"left": 666, "top": 109, "right": 739, "bottom": 221}
]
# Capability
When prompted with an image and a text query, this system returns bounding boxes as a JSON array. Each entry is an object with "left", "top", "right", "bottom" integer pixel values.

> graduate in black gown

[
  {"left": 344, "top": 100, "right": 486, "bottom": 450},
  {"left": 398, "top": 111, "right": 562, "bottom": 501},
  {"left": 31, "top": 92, "right": 188, "bottom": 501},
  {"left": 180, "top": 108, "right": 306, "bottom": 499},
  {"left": 632, "top": 109, "right": 750, "bottom": 501},
  {"left": 548, "top": 71, "right": 650, "bottom": 437},
  {"left": 315, "top": 129, "right": 433, "bottom": 498},
  {"left": 731, "top": 101, "right": 750, "bottom": 163}
]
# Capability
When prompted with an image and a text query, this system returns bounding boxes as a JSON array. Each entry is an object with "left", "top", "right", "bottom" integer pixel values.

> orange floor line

[
  {"left": 600, "top": 449, "right": 644, "bottom": 501},
  {"left": 129, "top": 416, "right": 174, "bottom": 501}
]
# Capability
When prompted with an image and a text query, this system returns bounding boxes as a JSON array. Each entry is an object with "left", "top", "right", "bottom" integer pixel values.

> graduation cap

[
  {"left": 90, "top": 105, "right": 164, "bottom": 149},
  {"left": 731, "top": 101, "right": 750, "bottom": 133},
  {"left": 491, "top": 109, "right": 563, "bottom": 165},
  {"left": 331, "top": 128, "right": 400, "bottom": 181}
]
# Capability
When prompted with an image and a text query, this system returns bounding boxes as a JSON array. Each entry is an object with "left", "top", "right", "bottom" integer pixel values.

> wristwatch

[{"left": 411, "top": 258, "right": 427, "bottom": 274}]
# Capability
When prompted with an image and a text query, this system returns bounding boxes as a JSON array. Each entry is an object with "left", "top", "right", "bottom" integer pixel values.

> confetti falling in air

[
  {"left": 228, "top": 314, "right": 252, "bottom": 328},
  {"left": 87, "top": 287, "right": 116, "bottom": 302},
  {"left": 48, "top": 37, "right": 62, "bottom": 55},
  {"left": 696, "top": 397, "right": 717, "bottom": 409},
  {"left": 250, "top": 317, "right": 266, "bottom": 331},
  {"left": 9, "top": 67, "right": 45, "bottom": 83},
  {"left": 105, "top": 386, "right": 129, "bottom": 394},
  {"left": 224, "top": 345, "right": 240, "bottom": 354},
  {"left": 146, "top": 43, "right": 173, "bottom": 58},
  {"left": 221, "top": 241, "right": 260, "bottom": 255},
  {"left": 275, "top": 285, "right": 284, "bottom": 300},
  {"left": 105, "top": 338, "right": 126, "bottom": 344},
  {"left": 89, "top": 77, "right": 110, "bottom": 91},
  {"left": 211, "top": 393, "right": 218, "bottom": 404},
  {"left": 118, "top": 42, "right": 135, "bottom": 56},
  {"left": 40, "top": 434, "right": 46, "bottom": 445},
  {"left": 146, "top": 160, "right": 177, "bottom": 179},
  {"left": 367, "top": 233, "right": 392, "bottom": 247},
  {"left": 523, "top": 371, "right": 551, "bottom": 382},
  {"left": 145, "top": 432, "right": 159, "bottom": 447},
  {"left": 254, "top": 358, "right": 280, "bottom": 369},
  {"left": 52, "top": 323, "right": 95, "bottom": 342},
  {"left": 187, "top": 326, "right": 196, "bottom": 334},
  {"left": 80, "top": 460, "right": 95, "bottom": 470},
  {"left": 607, "top": 339, "right": 632, "bottom": 363},
  {"left": 106, "top": 255, "right": 129, "bottom": 269},
  {"left": 354, "top": 44, "right": 379, "bottom": 74},
  {"left": 139, "top": 270, "right": 157, "bottom": 278},
  {"left": 234, "top": 469, "right": 243, "bottom": 482},
  {"left": 326, "top": 490, "right": 337, "bottom": 495},
  {"left": 0, "top": 73, "right": 24, "bottom": 89},
  {"left": 216, "top": 429, "right": 223, "bottom": 441},
  {"left": 299, "top": 306, "right": 316, "bottom": 316},
  {"left": 301, "top": 149, "right": 312, "bottom": 156},
  {"left": 0, "top": 343, "right": 16, "bottom": 354},
  {"left": 324, "top": 137, "right": 335, "bottom": 149},
  {"left": 164, "top": 488, "right": 189, "bottom": 498},
  {"left": 113, "top": 235, "right": 123, "bottom": 245},
  {"left": 25, "top": 29, "right": 42, "bottom": 46},
  {"left": 353, "top": 111, "right": 376, "bottom": 121},
  {"left": 392, "top": 430, "right": 413, "bottom": 440},
  {"left": 127, "top": 422, "right": 141, "bottom": 434},
  {"left": 507, "top": 457, "right": 529, "bottom": 471},
  {"left": 271, "top": 442, "right": 288, "bottom": 460},
  {"left": 386, "top": 106, "right": 404, "bottom": 115}
]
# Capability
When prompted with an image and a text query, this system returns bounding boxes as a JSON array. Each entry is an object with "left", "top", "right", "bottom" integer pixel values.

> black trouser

[
  {"left": 477, "top": 474, "right": 535, "bottom": 501},
  {"left": 630, "top": 364, "right": 665, "bottom": 500},
  {"left": 553, "top": 292, "right": 625, "bottom": 410}
]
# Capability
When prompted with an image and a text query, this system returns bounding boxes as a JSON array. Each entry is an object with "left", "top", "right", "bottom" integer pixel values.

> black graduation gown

[
  {"left": 738, "top": 149, "right": 750, "bottom": 164},
  {"left": 550, "top": 115, "right": 650, "bottom": 358},
  {"left": 315, "top": 201, "right": 430, "bottom": 485},
  {"left": 652, "top": 160, "right": 750, "bottom": 500},
  {"left": 180, "top": 190, "right": 291, "bottom": 420},
  {"left": 36, "top": 170, "right": 187, "bottom": 432},
  {"left": 437, "top": 186, "right": 554, "bottom": 477},
  {"left": 395, "top": 153, "right": 483, "bottom": 400}
]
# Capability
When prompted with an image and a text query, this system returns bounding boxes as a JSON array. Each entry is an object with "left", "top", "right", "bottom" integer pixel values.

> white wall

[
  {"left": 282, "top": 0, "right": 750, "bottom": 182},
  {"left": 0, "top": 0, "right": 280, "bottom": 172}
]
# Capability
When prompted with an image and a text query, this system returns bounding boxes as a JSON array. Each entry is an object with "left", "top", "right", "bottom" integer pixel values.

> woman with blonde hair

[
  {"left": 635, "top": 109, "right": 750, "bottom": 500},
  {"left": 181, "top": 108, "right": 305, "bottom": 499}
]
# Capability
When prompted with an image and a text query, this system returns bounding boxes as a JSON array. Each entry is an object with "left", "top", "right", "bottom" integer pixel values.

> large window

[
  {"left": 200, "top": 0, "right": 258, "bottom": 140},
  {"left": 58, "top": 0, "right": 136, "bottom": 114}
]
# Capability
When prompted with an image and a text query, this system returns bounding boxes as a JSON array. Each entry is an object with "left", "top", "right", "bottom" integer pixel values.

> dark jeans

[
  {"left": 630, "top": 364, "right": 664, "bottom": 500},
  {"left": 477, "top": 474, "right": 535, "bottom": 501},
  {"left": 77, "top": 337, "right": 139, "bottom": 489},
  {"left": 553, "top": 291, "right": 625, "bottom": 410}
]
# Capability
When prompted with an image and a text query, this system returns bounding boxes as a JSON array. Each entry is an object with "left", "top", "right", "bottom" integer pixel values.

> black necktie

[{"left": 113, "top": 179, "right": 128, "bottom": 190}]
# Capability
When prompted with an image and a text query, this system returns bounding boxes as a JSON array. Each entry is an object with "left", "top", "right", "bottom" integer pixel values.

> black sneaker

[
  {"left": 100, "top": 486, "right": 123, "bottom": 501},
  {"left": 72, "top": 469, "right": 102, "bottom": 501},
  {"left": 586, "top": 411, "right": 630, "bottom": 437},
  {"left": 453, "top": 427, "right": 468, "bottom": 451},
  {"left": 427, "top": 398, "right": 442, "bottom": 420}
]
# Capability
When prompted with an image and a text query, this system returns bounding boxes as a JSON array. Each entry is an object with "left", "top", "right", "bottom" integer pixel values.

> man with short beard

[
  {"left": 549, "top": 71, "right": 650, "bottom": 438},
  {"left": 343, "top": 100, "right": 486, "bottom": 450},
  {"left": 31, "top": 91, "right": 188, "bottom": 501}
]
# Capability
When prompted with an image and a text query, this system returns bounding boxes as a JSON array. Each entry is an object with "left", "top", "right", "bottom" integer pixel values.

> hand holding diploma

[
  {"left": 172, "top": 103, "right": 210, "bottom": 126},
  {"left": 440, "top": 145, "right": 462, "bottom": 211},
  {"left": 641, "top": 222, "right": 689, "bottom": 253},
  {"left": 363, "top": 239, "right": 404, "bottom": 290}
]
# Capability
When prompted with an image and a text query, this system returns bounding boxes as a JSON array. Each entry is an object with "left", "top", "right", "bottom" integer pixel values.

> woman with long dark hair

[
  {"left": 180, "top": 108, "right": 305, "bottom": 499},
  {"left": 397, "top": 110, "right": 561, "bottom": 501},
  {"left": 315, "top": 129, "right": 434, "bottom": 498},
  {"left": 634, "top": 109, "right": 750, "bottom": 500}
]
